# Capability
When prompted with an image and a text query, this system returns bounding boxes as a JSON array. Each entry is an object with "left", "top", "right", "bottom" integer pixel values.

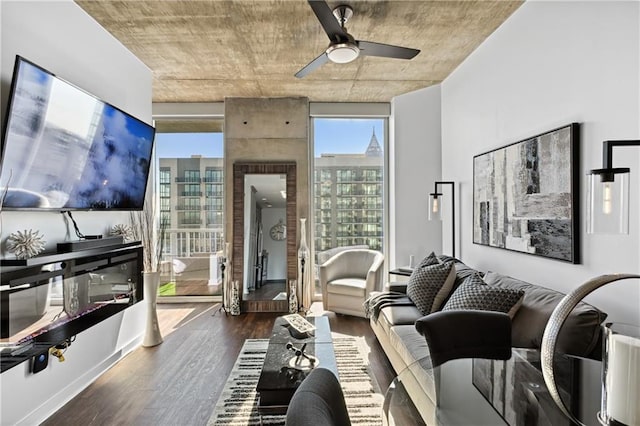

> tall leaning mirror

[{"left": 233, "top": 162, "right": 296, "bottom": 312}]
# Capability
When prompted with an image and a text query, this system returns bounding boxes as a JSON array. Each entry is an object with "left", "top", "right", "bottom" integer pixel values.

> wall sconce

[
  {"left": 587, "top": 140, "right": 640, "bottom": 234},
  {"left": 429, "top": 181, "right": 456, "bottom": 258}
]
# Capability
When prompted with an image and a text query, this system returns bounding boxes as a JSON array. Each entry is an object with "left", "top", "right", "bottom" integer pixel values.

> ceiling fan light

[{"left": 326, "top": 43, "right": 360, "bottom": 63}]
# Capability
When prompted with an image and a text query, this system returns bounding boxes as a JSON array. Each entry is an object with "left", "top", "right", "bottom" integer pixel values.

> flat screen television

[{"left": 0, "top": 55, "right": 155, "bottom": 210}]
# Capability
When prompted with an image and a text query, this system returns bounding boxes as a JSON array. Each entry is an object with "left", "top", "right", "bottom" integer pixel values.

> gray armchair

[{"left": 319, "top": 249, "right": 384, "bottom": 317}]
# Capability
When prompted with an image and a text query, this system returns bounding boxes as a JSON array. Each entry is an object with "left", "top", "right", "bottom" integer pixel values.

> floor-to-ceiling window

[
  {"left": 312, "top": 117, "right": 387, "bottom": 297},
  {"left": 153, "top": 119, "right": 224, "bottom": 300}
]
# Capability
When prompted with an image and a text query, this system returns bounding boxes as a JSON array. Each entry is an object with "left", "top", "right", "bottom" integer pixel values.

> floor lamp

[
  {"left": 214, "top": 242, "right": 230, "bottom": 316},
  {"left": 428, "top": 181, "right": 456, "bottom": 258},
  {"left": 541, "top": 274, "right": 640, "bottom": 426}
]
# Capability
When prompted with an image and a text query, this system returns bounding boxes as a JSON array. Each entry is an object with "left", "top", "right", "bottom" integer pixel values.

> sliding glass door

[
  {"left": 153, "top": 119, "right": 225, "bottom": 300},
  {"left": 312, "top": 118, "right": 387, "bottom": 298}
]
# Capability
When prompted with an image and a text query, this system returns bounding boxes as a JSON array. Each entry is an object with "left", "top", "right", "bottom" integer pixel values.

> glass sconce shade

[
  {"left": 428, "top": 193, "right": 442, "bottom": 221},
  {"left": 587, "top": 168, "right": 630, "bottom": 234}
]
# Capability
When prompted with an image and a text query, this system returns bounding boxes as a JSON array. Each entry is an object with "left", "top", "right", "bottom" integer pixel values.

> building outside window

[{"left": 313, "top": 118, "right": 386, "bottom": 296}]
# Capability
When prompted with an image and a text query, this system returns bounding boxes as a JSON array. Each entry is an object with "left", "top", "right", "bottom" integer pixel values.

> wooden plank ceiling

[{"left": 76, "top": 0, "right": 523, "bottom": 103}]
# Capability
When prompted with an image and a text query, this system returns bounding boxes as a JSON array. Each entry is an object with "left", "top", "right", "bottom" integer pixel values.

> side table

[{"left": 389, "top": 267, "right": 413, "bottom": 283}]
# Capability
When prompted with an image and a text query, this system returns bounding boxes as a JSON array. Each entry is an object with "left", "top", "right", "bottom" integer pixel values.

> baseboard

[
  {"left": 157, "top": 295, "right": 220, "bottom": 303},
  {"left": 18, "top": 335, "right": 142, "bottom": 426}
]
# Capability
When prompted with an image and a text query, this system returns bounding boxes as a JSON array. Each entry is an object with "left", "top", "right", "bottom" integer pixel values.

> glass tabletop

[{"left": 383, "top": 348, "right": 603, "bottom": 426}]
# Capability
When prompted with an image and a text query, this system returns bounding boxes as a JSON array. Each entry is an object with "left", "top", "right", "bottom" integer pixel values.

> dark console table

[
  {"left": 0, "top": 242, "right": 143, "bottom": 372},
  {"left": 256, "top": 316, "right": 337, "bottom": 414}
]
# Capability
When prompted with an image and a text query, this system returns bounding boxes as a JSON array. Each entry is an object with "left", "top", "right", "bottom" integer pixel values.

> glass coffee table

[
  {"left": 256, "top": 315, "right": 338, "bottom": 415},
  {"left": 383, "top": 348, "right": 603, "bottom": 426}
]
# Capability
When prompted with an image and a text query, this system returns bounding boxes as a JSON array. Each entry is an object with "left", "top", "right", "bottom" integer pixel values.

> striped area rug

[{"left": 208, "top": 335, "right": 384, "bottom": 425}]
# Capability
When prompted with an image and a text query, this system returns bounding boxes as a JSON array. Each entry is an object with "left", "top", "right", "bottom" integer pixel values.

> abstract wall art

[{"left": 473, "top": 123, "right": 579, "bottom": 263}]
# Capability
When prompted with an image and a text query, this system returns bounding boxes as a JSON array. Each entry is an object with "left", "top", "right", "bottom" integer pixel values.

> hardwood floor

[
  {"left": 41, "top": 302, "right": 395, "bottom": 425},
  {"left": 244, "top": 280, "right": 286, "bottom": 301}
]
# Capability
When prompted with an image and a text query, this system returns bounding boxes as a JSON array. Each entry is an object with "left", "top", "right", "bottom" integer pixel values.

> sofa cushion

[
  {"left": 379, "top": 305, "right": 423, "bottom": 328},
  {"left": 389, "top": 325, "right": 434, "bottom": 369},
  {"left": 406, "top": 261, "right": 456, "bottom": 315},
  {"left": 483, "top": 271, "right": 607, "bottom": 358},
  {"left": 442, "top": 274, "right": 524, "bottom": 318}
]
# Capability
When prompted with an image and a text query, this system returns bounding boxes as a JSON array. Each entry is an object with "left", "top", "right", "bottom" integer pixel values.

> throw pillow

[
  {"left": 416, "top": 251, "right": 439, "bottom": 269},
  {"left": 442, "top": 274, "right": 525, "bottom": 318},
  {"left": 406, "top": 261, "right": 456, "bottom": 315}
]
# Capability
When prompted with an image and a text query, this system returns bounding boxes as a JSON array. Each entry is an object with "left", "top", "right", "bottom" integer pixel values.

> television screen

[{"left": 0, "top": 56, "right": 155, "bottom": 210}]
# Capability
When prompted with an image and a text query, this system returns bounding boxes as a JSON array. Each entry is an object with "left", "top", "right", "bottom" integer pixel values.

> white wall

[
  {"left": 262, "top": 208, "right": 287, "bottom": 280},
  {"left": 0, "top": 1, "right": 152, "bottom": 424},
  {"left": 440, "top": 1, "right": 640, "bottom": 324},
  {"left": 390, "top": 85, "right": 443, "bottom": 269}
]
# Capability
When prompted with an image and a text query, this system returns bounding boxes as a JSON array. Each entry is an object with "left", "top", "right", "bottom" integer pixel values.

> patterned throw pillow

[
  {"left": 442, "top": 274, "right": 525, "bottom": 318},
  {"left": 406, "top": 261, "right": 456, "bottom": 315},
  {"left": 416, "top": 252, "right": 439, "bottom": 269}
]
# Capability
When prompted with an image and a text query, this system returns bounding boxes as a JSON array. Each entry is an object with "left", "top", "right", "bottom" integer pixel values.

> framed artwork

[{"left": 473, "top": 123, "right": 580, "bottom": 263}]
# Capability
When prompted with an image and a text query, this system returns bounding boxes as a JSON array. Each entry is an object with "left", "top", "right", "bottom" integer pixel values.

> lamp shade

[
  {"left": 428, "top": 193, "right": 442, "bottom": 221},
  {"left": 586, "top": 168, "right": 629, "bottom": 234}
]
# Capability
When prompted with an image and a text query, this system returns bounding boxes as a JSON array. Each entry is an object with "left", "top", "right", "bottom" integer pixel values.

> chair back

[
  {"left": 285, "top": 368, "right": 351, "bottom": 426},
  {"left": 329, "top": 249, "right": 383, "bottom": 276}
]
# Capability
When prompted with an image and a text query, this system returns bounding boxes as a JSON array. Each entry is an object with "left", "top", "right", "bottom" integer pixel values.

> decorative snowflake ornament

[
  {"left": 111, "top": 224, "right": 133, "bottom": 241},
  {"left": 6, "top": 229, "right": 46, "bottom": 259}
]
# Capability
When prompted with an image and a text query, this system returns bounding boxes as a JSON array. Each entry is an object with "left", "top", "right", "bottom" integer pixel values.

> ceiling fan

[{"left": 295, "top": 0, "right": 421, "bottom": 78}]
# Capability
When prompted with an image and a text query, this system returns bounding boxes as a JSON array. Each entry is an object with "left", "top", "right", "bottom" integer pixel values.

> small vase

[
  {"left": 289, "top": 279, "right": 298, "bottom": 314},
  {"left": 143, "top": 271, "right": 163, "bottom": 347},
  {"left": 230, "top": 280, "right": 241, "bottom": 316},
  {"left": 298, "top": 218, "right": 309, "bottom": 261},
  {"left": 298, "top": 218, "right": 309, "bottom": 310}
]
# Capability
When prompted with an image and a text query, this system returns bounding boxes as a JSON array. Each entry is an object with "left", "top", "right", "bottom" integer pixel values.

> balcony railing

[
  {"left": 175, "top": 204, "right": 201, "bottom": 211},
  {"left": 160, "top": 227, "right": 224, "bottom": 256},
  {"left": 203, "top": 177, "right": 223, "bottom": 183},
  {"left": 181, "top": 191, "right": 203, "bottom": 197},
  {"left": 179, "top": 219, "right": 203, "bottom": 225},
  {"left": 203, "top": 205, "right": 223, "bottom": 211},
  {"left": 175, "top": 177, "right": 202, "bottom": 183}
]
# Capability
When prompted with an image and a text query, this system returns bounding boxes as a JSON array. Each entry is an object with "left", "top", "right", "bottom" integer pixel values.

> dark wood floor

[
  {"left": 41, "top": 302, "right": 395, "bottom": 425},
  {"left": 244, "top": 280, "right": 286, "bottom": 301}
]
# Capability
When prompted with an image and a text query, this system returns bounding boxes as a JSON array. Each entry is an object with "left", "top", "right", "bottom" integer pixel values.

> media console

[{"left": 0, "top": 242, "right": 143, "bottom": 372}]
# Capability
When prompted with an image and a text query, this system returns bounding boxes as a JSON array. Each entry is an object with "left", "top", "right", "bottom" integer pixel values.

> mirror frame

[{"left": 233, "top": 162, "right": 297, "bottom": 312}]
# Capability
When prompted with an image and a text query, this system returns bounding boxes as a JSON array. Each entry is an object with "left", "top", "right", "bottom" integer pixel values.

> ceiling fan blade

[
  {"left": 295, "top": 52, "right": 329, "bottom": 78},
  {"left": 308, "top": 0, "right": 348, "bottom": 42},
  {"left": 357, "top": 40, "right": 420, "bottom": 60}
]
